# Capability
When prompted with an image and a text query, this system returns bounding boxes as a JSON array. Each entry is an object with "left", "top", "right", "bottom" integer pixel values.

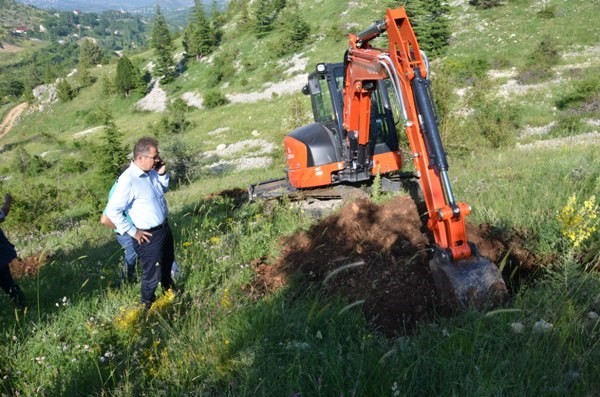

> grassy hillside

[{"left": 0, "top": 0, "right": 599, "bottom": 395}]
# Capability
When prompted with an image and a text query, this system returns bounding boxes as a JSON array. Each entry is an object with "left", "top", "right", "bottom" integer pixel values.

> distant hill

[{"left": 14, "top": 0, "right": 224, "bottom": 13}]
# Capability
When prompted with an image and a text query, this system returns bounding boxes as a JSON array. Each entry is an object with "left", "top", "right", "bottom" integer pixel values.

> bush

[
  {"left": 203, "top": 90, "right": 229, "bottom": 109},
  {"left": 462, "top": 80, "right": 521, "bottom": 149},
  {"left": 518, "top": 36, "right": 560, "bottom": 84},
  {"left": 546, "top": 114, "right": 586, "bottom": 139},
  {"left": 556, "top": 70, "right": 600, "bottom": 111},
  {"left": 469, "top": 0, "right": 503, "bottom": 8},
  {"left": 444, "top": 57, "right": 490, "bottom": 85},
  {"left": 162, "top": 138, "right": 199, "bottom": 186},
  {"left": 56, "top": 79, "right": 75, "bottom": 102}
]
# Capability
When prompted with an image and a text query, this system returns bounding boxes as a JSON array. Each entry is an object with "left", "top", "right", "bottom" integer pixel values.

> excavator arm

[{"left": 342, "top": 8, "right": 507, "bottom": 308}]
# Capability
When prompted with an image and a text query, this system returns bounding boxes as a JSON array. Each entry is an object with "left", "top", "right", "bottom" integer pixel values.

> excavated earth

[{"left": 247, "top": 195, "right": 547, "bottom": 335}]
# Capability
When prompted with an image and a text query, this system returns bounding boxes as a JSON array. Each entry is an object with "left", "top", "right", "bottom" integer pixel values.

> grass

[{"left": 1, "top": 0, "right": 600, "bottom": 395}]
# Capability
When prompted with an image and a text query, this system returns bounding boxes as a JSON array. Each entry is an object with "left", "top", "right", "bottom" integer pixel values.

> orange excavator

[{"left": 250, "top": 7, "right": 507, "bottom": 308}]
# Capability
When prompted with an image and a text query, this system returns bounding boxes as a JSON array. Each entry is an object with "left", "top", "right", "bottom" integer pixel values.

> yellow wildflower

[
  {"left": 114, "top": 305, "right": 144, "bottom": 333},
  {"left": 557, "top": 194, "right": 598, "bottom": 249},
  {"left": 221, "top": 288, "right": 232, "bottom": 308},
  {"left": 149, "top": 289, "right": 176, "bottom": 314}
]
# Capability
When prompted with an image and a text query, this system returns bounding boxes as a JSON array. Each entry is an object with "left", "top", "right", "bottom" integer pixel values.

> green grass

[{"left": 1, "top": 0, "right": 600, "bottom": 395}]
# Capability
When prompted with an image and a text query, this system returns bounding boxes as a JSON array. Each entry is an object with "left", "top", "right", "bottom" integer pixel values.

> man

[
  {"left": 105, "top": 137, "right": 175, "bottom": 309},
  {"left": 101, "top": 180, "right": 139, "bottom": 284},
  {"left": 0, "top": 193, "right": 26, "bottom": 308}
]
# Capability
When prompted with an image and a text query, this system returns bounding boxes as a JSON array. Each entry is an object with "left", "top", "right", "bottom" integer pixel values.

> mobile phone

[{"left": 154, "top": 157, "right": 165, "bottom": 170}]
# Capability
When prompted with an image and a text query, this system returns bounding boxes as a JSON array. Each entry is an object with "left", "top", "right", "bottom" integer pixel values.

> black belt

[{"left": 142, "top": 220, "right": 168, "bottom": 232}]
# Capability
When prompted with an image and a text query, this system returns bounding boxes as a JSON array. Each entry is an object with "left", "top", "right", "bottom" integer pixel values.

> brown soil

[
  {"left": 246, "top": 195, "right": 546, "bottom": 335},
  {"left": 9, "top": 254, "right": 48, "bottom": 280}
]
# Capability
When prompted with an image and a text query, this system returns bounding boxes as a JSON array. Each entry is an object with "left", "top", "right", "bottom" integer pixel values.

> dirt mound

[
  {"left": 9, "top": 254, "right": 48, "bottom": 280},
  {"left": 249, "top": 196, "right": 544, "bottom": 335}
]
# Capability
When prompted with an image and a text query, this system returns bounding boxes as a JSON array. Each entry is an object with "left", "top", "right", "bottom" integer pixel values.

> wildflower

[
  {"left": 533, "top": 319, "right": 553, "bottom": 333},
  {"left": 209, "top": 236, "right": 221, "bottom": 245},
  {"left": 557, "top": 194, "right": 598, "bottom": 249},
  {"left": 221, "top": 289, "right": 232, "bottom": 308},
  {"left": 224, "top": 339, "right": 230, "bottom": 345},
  {"left": 511, "top": 322, "right": 525, "bottom": 334},
  {"left": 391, "top": 381, "right": 400, "bottom": 397},
  {"left": 182, "top": 241, "right": 192, "bottom": 248},
  {"left": 149, "top": 289, "right": 176, "bottom": 314},
  {"left": 114, "top": 305, "right": 144, "bottom": 333},
  {"left": 315, "top": 330, "right": 323, "bottom": 340}
]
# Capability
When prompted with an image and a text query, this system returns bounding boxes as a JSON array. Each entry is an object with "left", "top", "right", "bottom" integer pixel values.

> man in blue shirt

[
  {"left": 0, "top": 193, "right": 26, "bottom": 309},
  {"left": 105, "top": 137, "right": 175, "bottom": 309}
]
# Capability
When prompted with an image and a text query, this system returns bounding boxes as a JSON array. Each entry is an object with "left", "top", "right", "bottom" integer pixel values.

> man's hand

[
  {"left": 154, "top": 157, "right": 167, "bottom": 175},
  {"left": 134, "top": 229, "right": 152, "bottom": 244}
]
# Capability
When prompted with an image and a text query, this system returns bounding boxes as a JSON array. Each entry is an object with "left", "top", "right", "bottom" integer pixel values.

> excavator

[{"left": 249, "top": 7, "right": 507, "bottom": 309}]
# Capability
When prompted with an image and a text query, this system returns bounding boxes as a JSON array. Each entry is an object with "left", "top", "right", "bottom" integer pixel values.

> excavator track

[{"left": 249, "top": 175, "right": 407, "bottom": 202}]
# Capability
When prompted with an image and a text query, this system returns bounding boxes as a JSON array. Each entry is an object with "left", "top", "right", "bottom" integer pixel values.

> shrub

[
  {"left": 444, "top": 57, "right": 490, "bottom": 85},
  {"left": 203, "top": 90, "right": 229, "bottom": 109},
  {"left": 518, "top": 36, "right": 560, "bottom": 84},
  {"left": 56, "top": 79, "right": 75, "bottom": 102},
  {"left": 556, "top": 70, "right": 600, "bottom": 111},
  {"left": 469, "top": 0, "right": 503, "bottom": 8},
  {"left": 546, "top": 114, "right": 586, "bottom": 139}
]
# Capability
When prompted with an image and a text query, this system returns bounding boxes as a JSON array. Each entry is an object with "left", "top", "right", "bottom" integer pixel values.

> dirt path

[{"left": 0, "top": 102, "right": 28, "bottom": 140}]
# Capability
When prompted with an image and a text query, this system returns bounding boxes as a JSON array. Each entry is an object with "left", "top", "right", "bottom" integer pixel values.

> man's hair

[{"left": 133, "top": 136, "right": 159, "bottom": 158}]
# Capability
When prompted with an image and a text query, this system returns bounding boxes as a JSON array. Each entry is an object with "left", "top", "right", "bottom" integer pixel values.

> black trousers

[
  {"left": 133, "top": 223, "right": 175, "bottom": 306},
  {"left": 0, "top": 265, "right": 24, "bottom": 305},
  {"left": 0, "top": 228, "right": 24, "bottom": 307}
]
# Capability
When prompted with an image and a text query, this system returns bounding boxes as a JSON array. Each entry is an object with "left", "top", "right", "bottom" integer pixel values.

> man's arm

[{"left": 105, "top": 176, "right": 135, "bottom": 236}]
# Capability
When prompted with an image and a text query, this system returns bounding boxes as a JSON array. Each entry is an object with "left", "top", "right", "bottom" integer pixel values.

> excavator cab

[{"left": 289, "top": 63, "right": 403, "bottom": 189}]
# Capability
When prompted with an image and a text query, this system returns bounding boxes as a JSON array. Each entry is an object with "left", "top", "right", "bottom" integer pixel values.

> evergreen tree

[
  {"left": 100, "top": 73, "right": 115, "bottom": 96},
  {"left": 76, "top": 67, "right": 96, "bottom": 88},
  {"left": 210, "top": 0, "right": 225, "bottom": 28},
  {"left": 115, "top": 55, "right": 137, "bottom": 96},
  {"left": 285, "top": 2, "right": 309, "bottom": 48},
  {"left": 406, "top": 0, "right": 450, "bottom": 56},
  {"left": 79, "top": 39, "right": 104, "bottom": 68},
  {"left": 183, "top": 0, "right": 215, "bottom": 61},
  {"left": 96, "top": 110, "right": 129, "bottom": 181},
  {"left": 253, "top": 0, "right": 273, "bottom": 37},
  {"left": 150, "top": 6, "right": 175, "bottom": 81},
  {"left": 239, "top": 1, "right": 250, "bottom": 29},
  {"left": 56, "top": 79, "right": 75, "bottom": 102}
]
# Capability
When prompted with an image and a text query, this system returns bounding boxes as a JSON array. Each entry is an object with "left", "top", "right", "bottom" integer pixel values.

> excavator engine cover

[{"left": 429, "top": 247, "right": 508, "bottom": 310}]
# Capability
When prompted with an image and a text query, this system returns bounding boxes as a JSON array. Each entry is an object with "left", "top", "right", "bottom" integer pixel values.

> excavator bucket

[{"left": 429, "top": 248, "right": 508, "bottom": 310}]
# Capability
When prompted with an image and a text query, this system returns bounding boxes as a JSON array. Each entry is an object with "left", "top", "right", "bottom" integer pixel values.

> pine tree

[
  {"left": 96, "top": 110, "right": 129, "bottom": 181},
  {"left": 183, "top": 0, "right": 215, "bottom": 61},
  {"left": 239, "top": 1, "right": 250, "bottom": 29},
  {"left": 56, "top": 79, "right": 74, "bottom": 102},
  {"left": 406, "top": 0, "right": 450, "bottom": 56},
  {"left": 115, "top": 55, "right": 136, "bottom": 96},
  {"left": 285, "top": 2, "right": 309, "bottom": 48},
  {"left": 150, "top": 6, "right": 175, "bottom": 81},
  {"left": 79, "top": 39, "right": 104, "bottom": 68},
  {"left": 253, "top": 0, "right": 273, "bottom": 37}
]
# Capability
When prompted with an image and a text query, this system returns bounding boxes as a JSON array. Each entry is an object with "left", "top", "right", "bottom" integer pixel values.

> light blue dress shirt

[{"left": 105, "top": 161, "right": 170, "bottom": 237}]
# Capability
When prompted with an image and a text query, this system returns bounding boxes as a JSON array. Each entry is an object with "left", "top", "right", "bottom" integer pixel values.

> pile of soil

[
  {"left": 249, "top": 195, "right": 544, "bottom": 335},
  {"left": 9, "top": 254, "right": 47, "bottom": 279}
]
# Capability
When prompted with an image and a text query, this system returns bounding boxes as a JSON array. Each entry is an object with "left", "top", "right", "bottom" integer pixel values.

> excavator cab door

[{"left": 305, "top": 63, "right": 346, "bottom": 157}]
